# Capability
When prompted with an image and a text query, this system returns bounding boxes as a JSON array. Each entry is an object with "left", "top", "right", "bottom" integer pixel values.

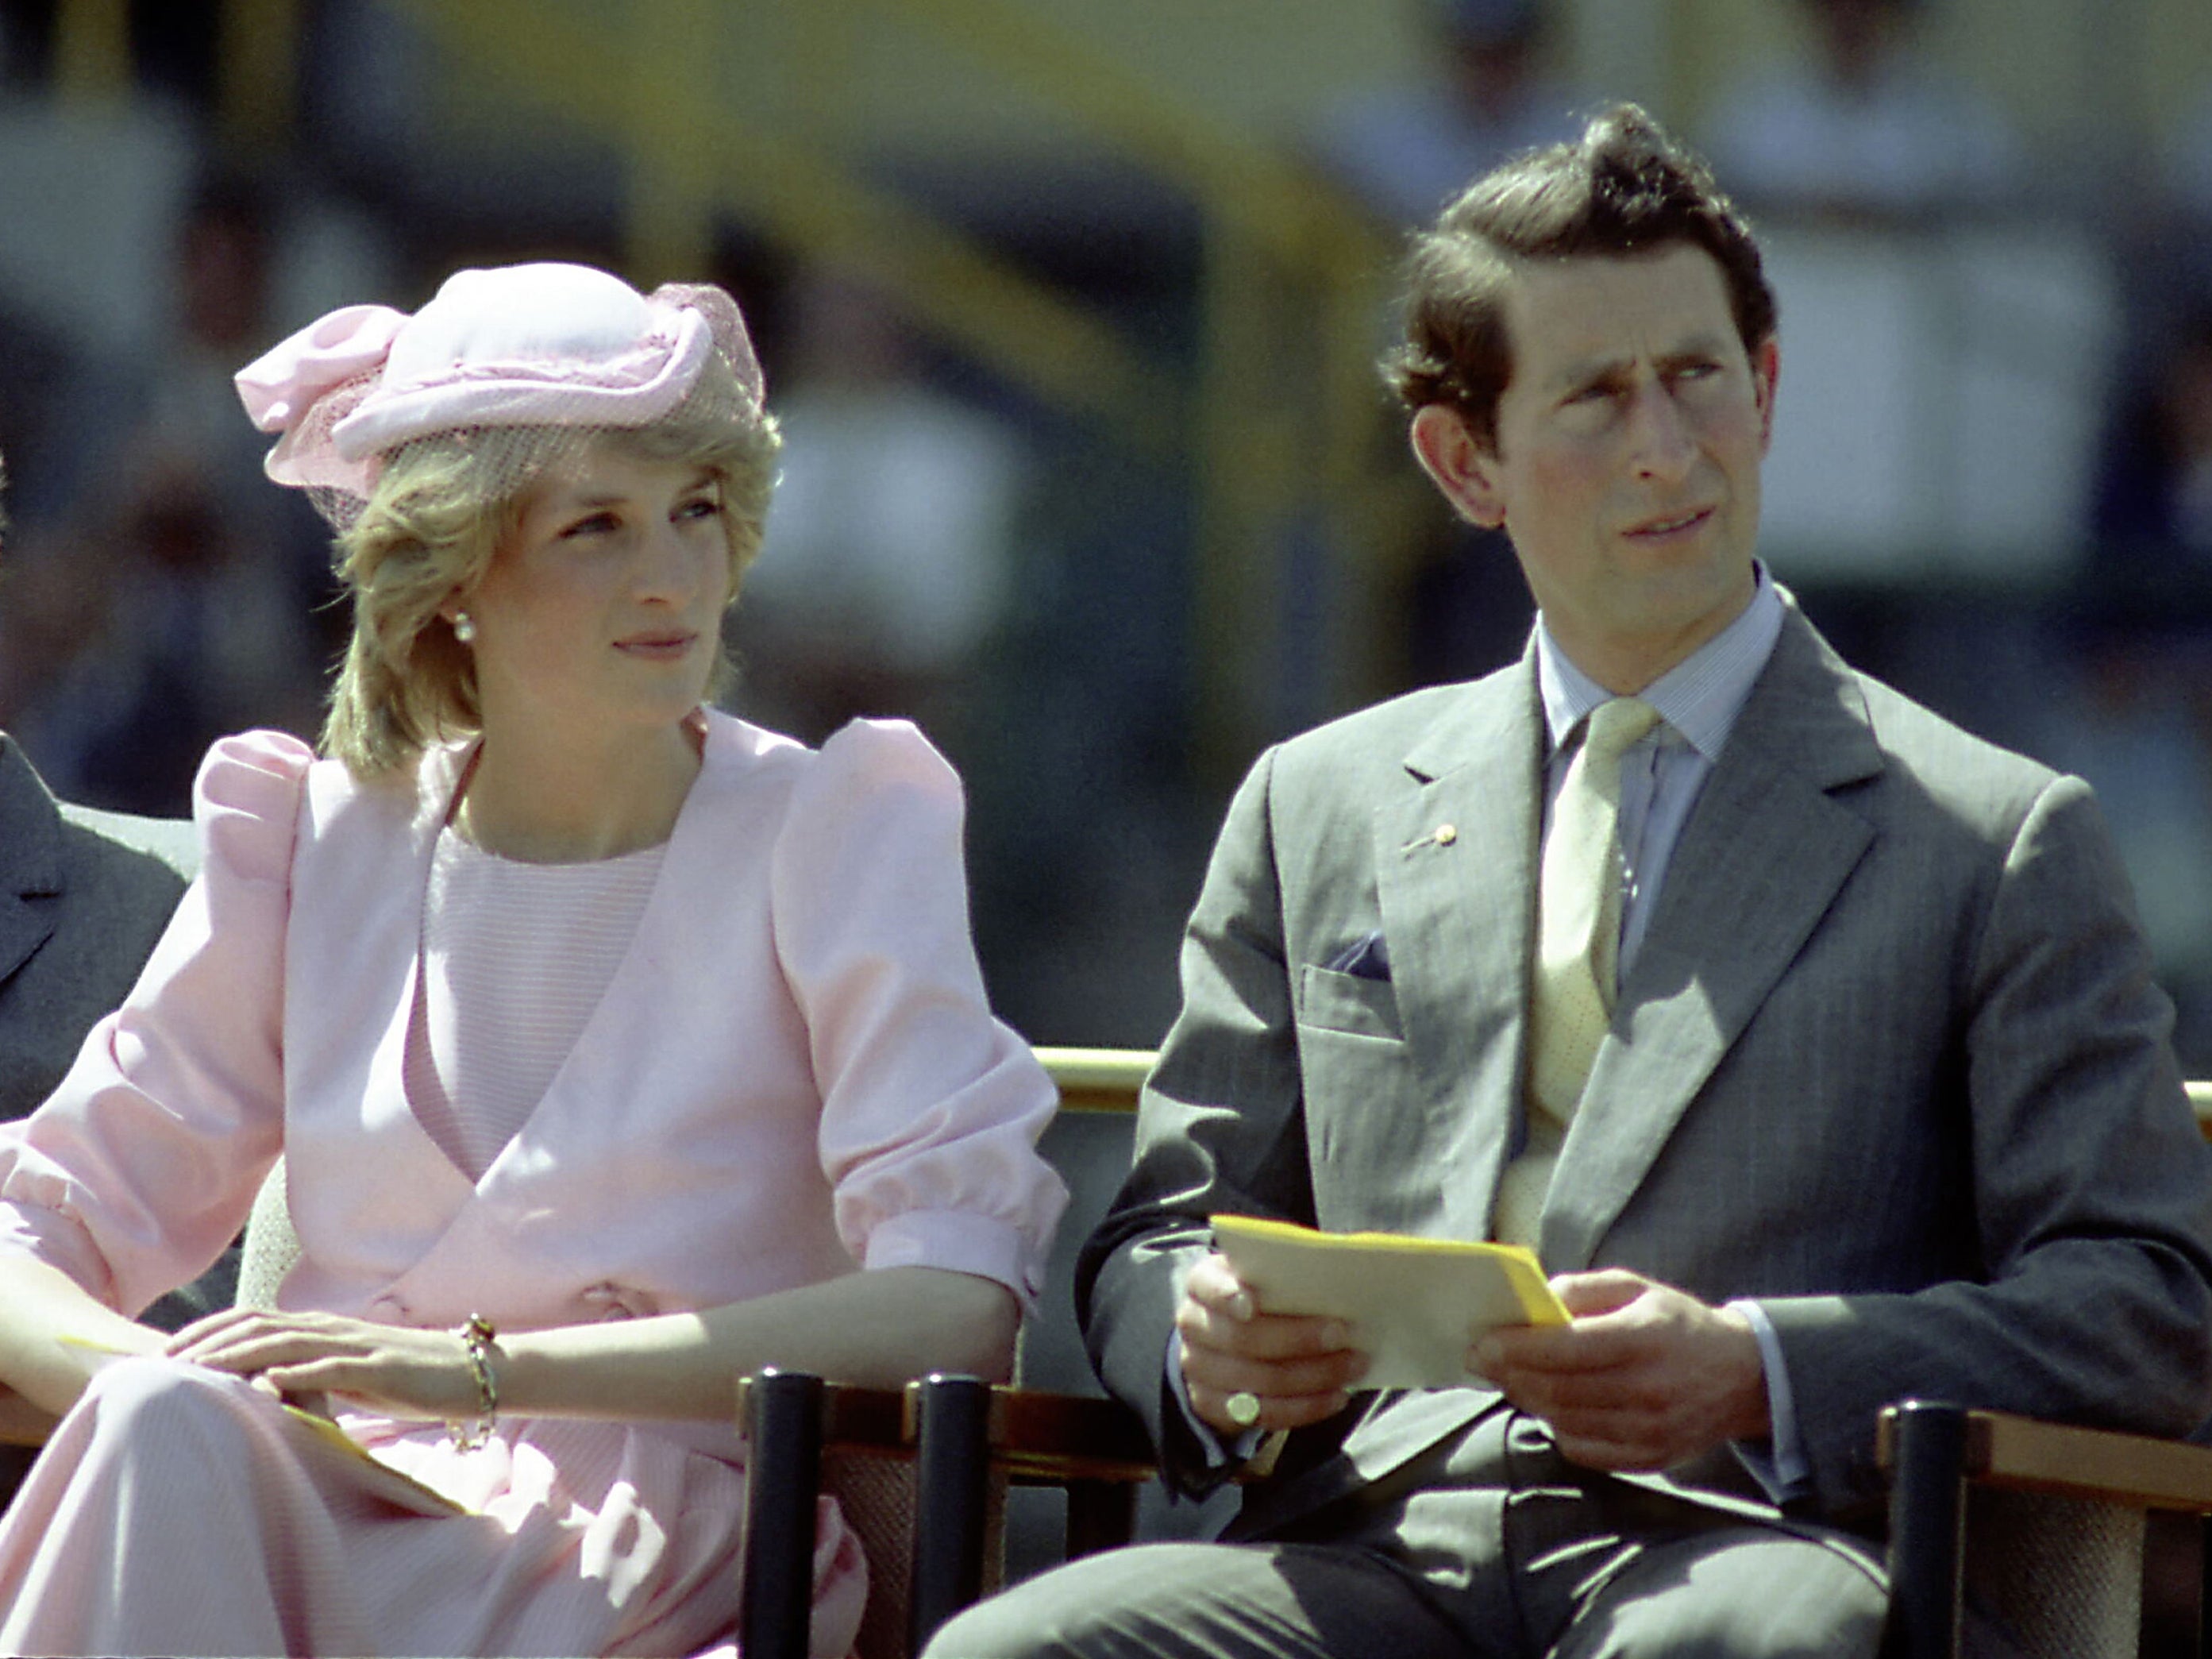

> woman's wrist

[{"left": 447, "top": 1314, "right": 502, "bottom": 1450}]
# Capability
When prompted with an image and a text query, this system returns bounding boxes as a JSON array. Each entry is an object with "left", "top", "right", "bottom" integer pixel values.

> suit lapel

[
  {"left": 0, "top": 742, "right": 64, "bottom": 988},
  {"left": 1374, "top": 649, "right": 1544, "bottom": 1243},
  {"left": 1543, "top": 608, "right": 1884, "bottom": 1269}
]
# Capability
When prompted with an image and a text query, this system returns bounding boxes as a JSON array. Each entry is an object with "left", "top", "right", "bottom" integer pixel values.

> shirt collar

[{"left": 1536, "top": 564, "right": 1785, "bottom": 763}]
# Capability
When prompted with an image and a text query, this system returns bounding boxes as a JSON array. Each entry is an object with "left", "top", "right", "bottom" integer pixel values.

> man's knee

[
  {"left": 922, "top": 1548, "right": 1191, "bottom": 1659},
  {"left": 1555, "top": 1527, "right": 1886, "bottom": 1659},
  {"left": 922, "top": 1540, "right": 1471, "bottom": 1659}
]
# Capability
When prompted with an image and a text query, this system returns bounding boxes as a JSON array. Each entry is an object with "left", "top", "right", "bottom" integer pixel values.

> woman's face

[{"left": 459, "top": 444, "right": 732, "bottom": 747}]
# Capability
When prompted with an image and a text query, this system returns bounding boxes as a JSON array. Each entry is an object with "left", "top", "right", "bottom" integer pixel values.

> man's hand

[
  {"left": 1469, "top": 1269, "right": 1767, "bottom": 1472},
  {"left": 1175, "top": 1252, "right": 1367, "bottom": 1437}
]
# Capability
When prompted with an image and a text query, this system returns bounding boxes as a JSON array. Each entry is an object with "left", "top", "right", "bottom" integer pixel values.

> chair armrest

[
  {"left": 1034, "top": 1047, "right": 1157, "bottom": 1113},
  {"left": 0, "top": 1391, "right": 56, "bottom": 1446},
  {"left": 734, "top": 1374, "right": 1156, "bottom": 1480},
  {"left": 1877, "top": 1400, "right": 2212, "bottom": 1659},
  {"left": 1877, "top": 1402, "right": 2212, "bottom": 1511},
  {"left": 940, "top": 1386, "right": 1155, "bottom": 1484}
]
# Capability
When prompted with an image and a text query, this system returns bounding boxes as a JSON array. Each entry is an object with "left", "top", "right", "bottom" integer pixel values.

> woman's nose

[{"left": 634, "top": 516, "right": 710, "bottom": 601}]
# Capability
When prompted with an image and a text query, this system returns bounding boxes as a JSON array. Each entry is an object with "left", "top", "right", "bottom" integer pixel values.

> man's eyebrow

[
  {"left": 1548, "top": 332, "right": 1736, "bottom": 391},
  {"left": 1547, "top": 355, "right": 1630, "bottom": 392},
  {"left": 1659, "top": 330, "right": 1735, "bottom": 363}
]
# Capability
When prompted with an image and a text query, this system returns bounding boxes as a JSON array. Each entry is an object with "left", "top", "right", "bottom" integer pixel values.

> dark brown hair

[{"left": 1385, "top": 103, "right": 1777, "bottom": 451}]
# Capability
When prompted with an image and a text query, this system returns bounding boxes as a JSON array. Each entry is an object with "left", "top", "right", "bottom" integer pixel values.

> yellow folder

[{"left": 1209, "top": 1214, "right": 1570, "bottom": 1390}]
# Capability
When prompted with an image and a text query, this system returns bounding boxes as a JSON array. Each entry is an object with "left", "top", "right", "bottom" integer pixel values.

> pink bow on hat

[{"left": 234, "top": 303, "right": 410, "bottom": 496}]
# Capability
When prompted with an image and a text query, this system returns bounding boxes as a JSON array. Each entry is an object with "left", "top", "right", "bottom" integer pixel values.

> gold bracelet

[{"left": 448, "top": 1313, "right": 499, "bottom": 1452}]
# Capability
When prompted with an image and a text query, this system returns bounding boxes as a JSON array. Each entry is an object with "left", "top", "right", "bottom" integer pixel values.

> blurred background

[{"left": 0, "top": 0, "right": 2209, "bottom": 1078}]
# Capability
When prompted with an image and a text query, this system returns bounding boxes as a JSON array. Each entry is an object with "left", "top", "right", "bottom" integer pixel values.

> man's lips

[{"left": 1622, "top": 506, "right": 1714, "bottom": 540}]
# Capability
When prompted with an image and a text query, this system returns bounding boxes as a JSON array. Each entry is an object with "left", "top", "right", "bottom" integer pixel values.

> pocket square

[{"left": 1323, "top": 930, "right": 1392, "bottom": 982}]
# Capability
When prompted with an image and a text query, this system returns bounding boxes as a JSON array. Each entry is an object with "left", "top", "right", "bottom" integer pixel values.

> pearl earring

[{"left": 453, "top": 613, "right": 476, "bottom": 644}]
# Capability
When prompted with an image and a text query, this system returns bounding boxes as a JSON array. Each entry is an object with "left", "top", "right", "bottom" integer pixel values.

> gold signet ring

[{"left": 1225, "top": 1391, "right": 1262, "bottom": 1428}]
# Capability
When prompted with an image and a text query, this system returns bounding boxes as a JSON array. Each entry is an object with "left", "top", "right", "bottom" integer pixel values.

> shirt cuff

[
  {"left": 1164, "top": 1333, "right": 1262, "bottom": 1468},
  {"left": 1728, "top": 1298, "right": 1811, "bottom": 1504},
  {"left": 859, "top": 1207, "right": 1044, "bottom": 1312}
]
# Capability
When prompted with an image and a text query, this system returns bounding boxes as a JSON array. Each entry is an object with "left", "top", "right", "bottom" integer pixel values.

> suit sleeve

[
  {"left": 1761, "top": 774, "right": 2212, "bottom": 1515},
  {"left": 0, "top": 732, "right": 303, "bottom": 1317},
  {"left": 1077, "top": 747, "right": 1328, "bottom": 1493}
]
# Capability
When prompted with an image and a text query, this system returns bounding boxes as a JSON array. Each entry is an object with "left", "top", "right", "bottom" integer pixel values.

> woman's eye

[
  {"left": 676, "top": 497, "right": 719, "bottom": 523},
  {"left": 560, "top": 512, "right": 619, "bottom": 539}
]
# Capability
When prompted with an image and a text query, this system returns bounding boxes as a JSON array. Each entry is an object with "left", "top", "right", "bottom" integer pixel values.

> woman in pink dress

[{"left": 0, "top": 261, "right": 1068, "bottom": 1657}]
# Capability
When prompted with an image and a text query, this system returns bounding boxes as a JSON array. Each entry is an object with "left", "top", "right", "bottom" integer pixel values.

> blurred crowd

[{"left": 2, "top": 0, "right": 2212, "bottom": 1059}]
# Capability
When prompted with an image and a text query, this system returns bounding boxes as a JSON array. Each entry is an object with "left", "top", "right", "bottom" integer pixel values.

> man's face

[{"left": 1412, "top": 244, "right": 1778, "bottom": 692}]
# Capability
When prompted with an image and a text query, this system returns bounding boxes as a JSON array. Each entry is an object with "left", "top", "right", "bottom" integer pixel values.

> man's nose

[{"left": 1626, "top": 383, "right": 1697, "bottom": 483}]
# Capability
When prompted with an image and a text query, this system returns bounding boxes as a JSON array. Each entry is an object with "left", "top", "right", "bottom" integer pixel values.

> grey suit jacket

[
  {"left": 0, "top": 736, "right": 195, "bottom": 1121},
  {"left": 1081, "top": 603, "right": 2212, "bottom": 1534}
]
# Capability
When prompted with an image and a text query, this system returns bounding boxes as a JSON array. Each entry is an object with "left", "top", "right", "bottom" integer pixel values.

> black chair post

[
  {"left": 741, "top": 1368, "right": 826, "bottom": 1659},
  {"left": 908, "top": 1373, "right": 994, "bottom": 1655},
  {"left": 1881, "top": 1400, "right": 1970, "bottom": 1659}
]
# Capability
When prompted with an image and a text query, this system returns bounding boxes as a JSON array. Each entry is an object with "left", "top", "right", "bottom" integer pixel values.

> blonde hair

[{"left": 322, "top": 356, "right": 780, "bottom": 779}]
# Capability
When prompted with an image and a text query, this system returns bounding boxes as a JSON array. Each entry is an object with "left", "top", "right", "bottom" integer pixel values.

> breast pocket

[{"left": 1297, "top": 962, "right": 1405, "bottom": 1042}]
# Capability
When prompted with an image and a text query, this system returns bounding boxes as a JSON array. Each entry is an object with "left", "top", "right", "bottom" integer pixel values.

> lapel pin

[{"left": 1403, "top": 823, "right": 1458, "bottom": 851}]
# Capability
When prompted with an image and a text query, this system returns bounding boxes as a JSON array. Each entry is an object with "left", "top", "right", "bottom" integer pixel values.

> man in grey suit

[{"left": 931, "top": 106, "right": 2212, "bottom": 1656}]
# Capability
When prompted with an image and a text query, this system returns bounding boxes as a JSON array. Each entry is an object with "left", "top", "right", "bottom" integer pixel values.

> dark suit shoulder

[
  {"left": 0, "top": 756, "right": 192, "bottom": 1118},
  {"left": 51, "top": 814, "right": 194, "bottom": 920},
  {"left": 56, "top": 801, "right": 200, "bottom": 885}
]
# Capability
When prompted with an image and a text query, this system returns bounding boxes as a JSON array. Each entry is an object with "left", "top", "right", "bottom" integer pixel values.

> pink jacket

[{"left": 0, "top": 712, "right": 1066, "bottom": 1353}]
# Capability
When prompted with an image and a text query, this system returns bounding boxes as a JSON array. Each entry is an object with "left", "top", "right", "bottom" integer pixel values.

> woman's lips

[{"left": 615, "top": 631, "right": 697, "bottom": 661}]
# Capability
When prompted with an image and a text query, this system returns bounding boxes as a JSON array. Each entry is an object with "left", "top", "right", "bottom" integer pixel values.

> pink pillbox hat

[{"left": 235, "top": 261, "right": 765, "bottom": 511}]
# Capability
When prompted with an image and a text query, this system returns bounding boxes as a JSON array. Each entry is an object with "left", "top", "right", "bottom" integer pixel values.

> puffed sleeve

[
  {"left": 769, "top": 719, "right": 1067, "bottom": 1309},
  {"left": 0, "top": 730, "right": 310, "bottom": 1315}
]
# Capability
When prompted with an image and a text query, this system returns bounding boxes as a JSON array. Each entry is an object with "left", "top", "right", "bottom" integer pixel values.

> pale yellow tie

[{"left": 1494, "top": 696, "right": 1662, "bottom": 1247}]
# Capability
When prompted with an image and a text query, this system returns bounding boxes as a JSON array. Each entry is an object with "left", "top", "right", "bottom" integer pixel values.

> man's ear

[
  {"left": 1409, "top": 404, "right": 1507, "bottom": 529},
  {"left": 1752, "top": 336, "right": 1780, "bottom": 453}
]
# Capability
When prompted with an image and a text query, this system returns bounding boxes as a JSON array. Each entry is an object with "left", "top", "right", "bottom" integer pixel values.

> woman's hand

[{"left": 164, "top": 1309, "right": 484, "bottom": 1422}]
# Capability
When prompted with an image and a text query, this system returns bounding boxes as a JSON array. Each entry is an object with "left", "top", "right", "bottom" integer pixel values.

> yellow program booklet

[{"left": 1209, "top": 1214, "right": 1570, "bottom": 1390}]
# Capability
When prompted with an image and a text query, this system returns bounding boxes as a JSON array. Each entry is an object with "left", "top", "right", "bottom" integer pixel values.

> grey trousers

[{"left": 924, "top": 1413, "right": 1886, "bottom": 1659}]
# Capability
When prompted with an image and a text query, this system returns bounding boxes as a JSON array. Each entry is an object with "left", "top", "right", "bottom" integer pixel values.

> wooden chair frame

[
  {"left": 736, "top": 1371, "right": 1154, "bottom": 1659},
  {"left": 1879, "top": 1401, "right": 2212, "bottom": 1658},
  {"left": 731, "top": 1059, "right": 2212, "bottom": 1659}
]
